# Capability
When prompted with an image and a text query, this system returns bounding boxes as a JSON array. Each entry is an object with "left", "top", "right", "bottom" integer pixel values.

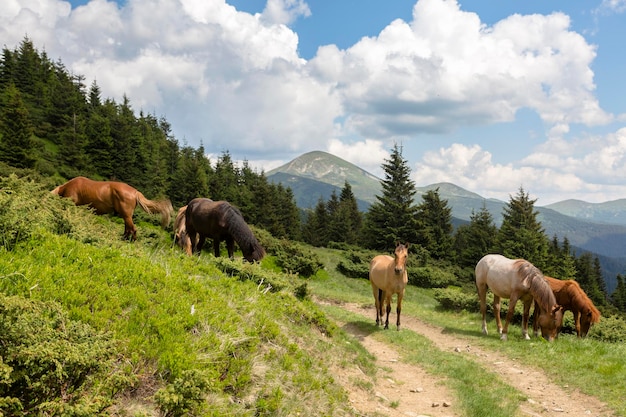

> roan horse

[
  {"left": 533, "top": 276, "right": 601, "bottom": 338},
  {"left": 51, "top": 176, "right": 173, "bottom": 240},
  {"left": 369, "top": 242, "right": 409, "bottom": 330},
  {"left": 184, "top": 198, "right": 265, "bottom": 262},
  {"left": 475, "top": 254, "right": 563, "bottom": 341}
]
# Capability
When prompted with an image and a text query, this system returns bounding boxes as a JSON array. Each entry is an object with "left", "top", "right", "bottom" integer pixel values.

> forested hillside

[{"left": 3, "top": 37, "right": 626, "bottom": 313}]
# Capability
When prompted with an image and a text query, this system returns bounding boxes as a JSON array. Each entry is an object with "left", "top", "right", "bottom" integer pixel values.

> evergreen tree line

[
  {"left": 0, "top": 38, "right": 299, "bottom": 239},
  {"left": 302, "top": 144, "right": 624, "bottom": 313},
  {"left": 1, "top": 38, "right": 623, "bottom": 312}
]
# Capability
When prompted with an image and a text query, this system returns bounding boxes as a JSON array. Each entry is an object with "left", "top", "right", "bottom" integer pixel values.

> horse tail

[{"left": 136, "top": 192, "right": 173, "bottom": 229}]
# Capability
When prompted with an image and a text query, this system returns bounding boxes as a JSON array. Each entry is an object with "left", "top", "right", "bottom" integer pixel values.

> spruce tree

[
  {"left": 361, "top": 143, "right": 419, "bottom": 250},
  {"left": 415, "top": 188, "right": 453, "bottom": 260},
  {"left": 496, "top": 186, "right": 549, "bottom": 269},
  {"left": 454, "top": 203, "right": 497, "bottom": 268},
  {"left": 0, "top": 83, "right": 36, "bottom": 168}
]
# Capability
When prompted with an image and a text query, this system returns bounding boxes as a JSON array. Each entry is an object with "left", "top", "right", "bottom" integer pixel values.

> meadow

[{"left": 1, "top": 174, "right": 624, "bottom": 416}]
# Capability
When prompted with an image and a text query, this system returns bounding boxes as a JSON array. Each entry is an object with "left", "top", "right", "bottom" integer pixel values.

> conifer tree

[
  {"left": 361, "top": 143, "right": 419, "bottom": 250},
  {"left": 302, "top": 197, "right": 331, "bottom": 247},
  {"left": 454, "top": 204, "right": 497, "bottom": 268},
  {"left": 0, "top": 83, "right": 36, "bottom": 168},
  {"left": 415, "top": 188, "right": 453, "bottom": 260},
  {"left": 495, "top": 186, "right": 549, "bottom": 269}
]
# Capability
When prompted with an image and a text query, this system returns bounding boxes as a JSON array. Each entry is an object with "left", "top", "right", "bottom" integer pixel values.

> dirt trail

[{"left": 323, "top": 300, "right": 615, "bottom": 417}]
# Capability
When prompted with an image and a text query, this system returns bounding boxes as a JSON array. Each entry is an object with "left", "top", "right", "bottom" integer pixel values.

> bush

[
  {"left": 588, "top": 314, "right": 626, "bottom": 343},
  {"left": 0, "top": 294, "right": 128, "bottom": 414},
  {"left": 408, "top": 266, "right": 457, "bottom": 288},
  {"left": 434, "top": 287, "right": 480, "bottom": 312},
  {"left": 273, "top": 240, "right": 323, "bottom": 277}
]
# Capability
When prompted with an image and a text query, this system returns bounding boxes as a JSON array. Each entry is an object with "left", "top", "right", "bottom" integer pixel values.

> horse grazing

[
  {"left": 533, "top": 276, "right": 601, "bottom": 338},
  {"left": 184, "top": 198, "right": 265, "bottom": 262},
  {"left": 369, "top": 242, "right": 410, "bottom": 330},
  {"left": 174, "top": 205, "right": 194, "bottom": 255},
  {"left": 51, "top": 176, "right": 173, "bottom": 240},
  {"left": 475, "top": 254, "right": 563, "bottom": 341}
]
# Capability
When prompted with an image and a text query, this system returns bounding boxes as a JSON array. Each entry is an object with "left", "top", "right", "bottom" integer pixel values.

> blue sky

[{"left": 3, "top": 0, "right": 626, "bottom": 205}]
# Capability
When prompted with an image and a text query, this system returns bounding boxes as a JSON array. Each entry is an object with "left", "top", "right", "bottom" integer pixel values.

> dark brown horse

[
  {"left": 533, "top": 276, "right": 601, "bottom": 338},
  {"left": 184, "top": 198, "right": 265, "bottom": 262},
  {"left": 475, "top": 254, "right": 563, "bottom": 341},
  {"left": 51, "top": 176, "right": 173, "bottom": 240}
]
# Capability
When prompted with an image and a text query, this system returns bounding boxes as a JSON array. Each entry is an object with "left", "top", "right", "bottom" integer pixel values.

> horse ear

[
  {"left": 404, "top": 242, "right": 410, "bottom": 248},
  {"left": 552, "top": 305, "right": 564, "bottom": 314}
]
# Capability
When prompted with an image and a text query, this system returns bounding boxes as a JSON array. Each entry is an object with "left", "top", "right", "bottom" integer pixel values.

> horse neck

[{"left": 529, "top": 274, "right": 557, "bottom": 312}]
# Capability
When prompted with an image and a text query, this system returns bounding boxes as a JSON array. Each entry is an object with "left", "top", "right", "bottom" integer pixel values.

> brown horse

[
  {"left": 369, "top": 242, "right": 409, "bottom": 330},
  {"left": 475, "top": 254, "right": 563, "bottom": 341},
  {"left": 51, "top": 176, "right": 173, "bottom": 240},
  {"left": 173, "top": 205, "right": 193, "bottom": 255},
  {"left": 184, "top": 198, "right": 265, "bottom": 262},
  {"left": 533, "top": 276, "right": 601, "bottom": 338}
]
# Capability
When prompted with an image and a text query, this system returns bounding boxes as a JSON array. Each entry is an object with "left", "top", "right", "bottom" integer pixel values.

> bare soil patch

[{"left": 323, "top": 300, "right": 616, "bottom": 417}]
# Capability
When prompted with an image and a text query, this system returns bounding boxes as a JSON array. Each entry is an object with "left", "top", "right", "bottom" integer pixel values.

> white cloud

[
  {"left": 261, "top": 0, "right": 311, "bottom": 25},
  {"left": 326, "top": 139, "right": 390, "bottom": 177}
]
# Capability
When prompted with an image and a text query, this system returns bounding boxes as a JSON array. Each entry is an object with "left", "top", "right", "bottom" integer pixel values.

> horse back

[{"left": 475, "top": 254, "right": 526, "bottom": 299}]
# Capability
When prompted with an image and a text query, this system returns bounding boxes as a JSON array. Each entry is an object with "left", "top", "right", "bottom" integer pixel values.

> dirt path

[{"left": 323, "top": 300, "right": 616, "bottom": 417}]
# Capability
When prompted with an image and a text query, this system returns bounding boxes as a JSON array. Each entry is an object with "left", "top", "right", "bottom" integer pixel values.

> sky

[{"left": 2, "top": 0, "right": 626, "bottom": 205}]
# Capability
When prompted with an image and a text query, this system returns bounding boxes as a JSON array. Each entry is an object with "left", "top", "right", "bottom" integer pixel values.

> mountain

[
  {"left": 545, "top": 199, "right": 626, "bottom": 225},
  {"left": 267, "top": 151, "right": 626, "bottom": 292},
  {"left": 266, "top": 151, "right": 381, "bottom": 210}
]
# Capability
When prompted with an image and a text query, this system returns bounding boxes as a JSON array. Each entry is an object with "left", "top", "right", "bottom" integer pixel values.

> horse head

[
  {"left": 393, "top": 242, "right": 409, "bottom": 274},
  {"left": 537, "top": 304, "right": 564, "bottom": 342}
]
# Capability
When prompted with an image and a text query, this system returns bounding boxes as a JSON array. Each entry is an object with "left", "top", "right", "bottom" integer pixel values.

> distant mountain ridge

[{"left": 267, "top": 150, "right": 626, "bottom": 292}]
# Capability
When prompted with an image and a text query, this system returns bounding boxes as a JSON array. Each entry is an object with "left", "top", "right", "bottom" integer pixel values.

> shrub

[
  {"left": 434, "top": 287, "right": 480, "bottom": 312},
  {"left": 588, "top": 314, "right": 626, "bottom": 343},
  {"left": 273, "top": 240, "right": 323, "bottom": 277},
  {"left": 408, "top": 266, "right": 457, "bottom": 288},
  {"left": 0, "top": 294, "right": 127, "bottom": 414}
]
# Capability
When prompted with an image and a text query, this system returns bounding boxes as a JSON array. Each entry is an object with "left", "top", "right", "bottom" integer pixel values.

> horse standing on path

[
  {"left": 475, "top": 254, "right": 563, "bottom": 341},
  {"left": 51, "top": 176, "right": 173, "bottom": 240},
  {"left": 184, "top": 198, "right": 265, "bottom": 262},
  {"left": 533, "top": 276, "right": 601, "bottom": 338},
  {"left": 369, "top": 242, "right": 410, "bottom": 330}
]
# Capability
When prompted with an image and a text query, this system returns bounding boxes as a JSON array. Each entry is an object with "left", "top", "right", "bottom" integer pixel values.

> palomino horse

[
  {"left": 475, "top": 254, "right": 563, "bottom": 341},
  {"left": 533, "top": 276, "right": 601, "bottom": 338},
  {"left": 369, "top": 242, "right": 409, "bottom": 330},
  {"left": 184, "top": 198, "right": 265, "bottom": 262},
  {"left": 51, "top": 176, "right": 172, "bottom": 240},
  {"left": 173, "top": 205, "right": 193, "bottom": 255}
]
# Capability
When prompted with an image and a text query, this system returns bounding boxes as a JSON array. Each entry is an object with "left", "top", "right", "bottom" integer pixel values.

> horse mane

[
  {"left": 221, "top": 203, "right": 265, "bottom": 261},
  {"left": 564, "top": 280, "right": 601, "bottom": 323},
  {"left": 516, "top": 260, "right": 556, "bottom": 311}
]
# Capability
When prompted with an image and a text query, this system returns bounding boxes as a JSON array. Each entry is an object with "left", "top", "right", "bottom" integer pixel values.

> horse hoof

[{"left": 500, "top": 333, "right": 508, "bottom": 341}]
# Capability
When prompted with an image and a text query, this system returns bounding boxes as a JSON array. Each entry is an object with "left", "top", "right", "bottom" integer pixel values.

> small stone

[
  {"left": 443, "top": 401, "right": 452, "bottom": 407},
  {"left": 409, "top": 387, "right": 424, "bottom": 393},
  {"left": 431, "top": 402, "right": 440, "bottom": 407}
]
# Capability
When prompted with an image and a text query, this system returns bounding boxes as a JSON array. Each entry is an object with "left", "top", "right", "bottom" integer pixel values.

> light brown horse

[
  {"left": 369, "top": 242, "right": 409, "bottom": 330},
  {"left": 533, "top": 276, "right": 601, "bottom": 338},
  {"left": 51, "top": 176, "right": 173, "bottom": 240},
  {"left": 475, "top": 254, "right": 563, "bottom": 341},
  {"left": 185, "top": 198, "right": 265, "bottom": 262},
  {"left": 174, "top": 205, "right": 193, "bottom": 255}
]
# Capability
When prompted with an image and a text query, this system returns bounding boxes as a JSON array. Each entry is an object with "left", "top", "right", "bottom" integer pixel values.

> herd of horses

[{"left": 51, "top": 177, "right": 600, "bottom": 340}]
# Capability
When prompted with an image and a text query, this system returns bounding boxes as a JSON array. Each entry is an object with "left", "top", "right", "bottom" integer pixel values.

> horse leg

[
  {"left": 493, "top": 295, "right": 503, "bottom": 336},
  {"left": 532, "top": 300, "right": 539, "bottom": 337},
  {"left": 477, "top": 284, "right": 488, "bottom": 335},
  {"left": 522, "top": 300, "right": 531, "bottom": 340},
  {"left": 212, "top": 238, "right": 221, "bottom": 258},
  {"left": 574, "top": 311, "right": 581, "bottom": 337},
  {"left": 225, "top": 237, "right": 235, "bottom": 259},
  {"left": 502, "top": 295, "right": 519, "bottom": 341},
  {"left": 195, "top": 234, "right": 206, "bottom": 253},
  {"left": 371, "top": 284, "right": 381, "bottom": 326},
  {"left": 384, "top": 294, "right": 392, "bottom": 330},
  {"left": 122, "top": 215, "right": 137, "bottom": 241},
  {"left": 396, "top": 290, "right": 404, "bottom": 331}
]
